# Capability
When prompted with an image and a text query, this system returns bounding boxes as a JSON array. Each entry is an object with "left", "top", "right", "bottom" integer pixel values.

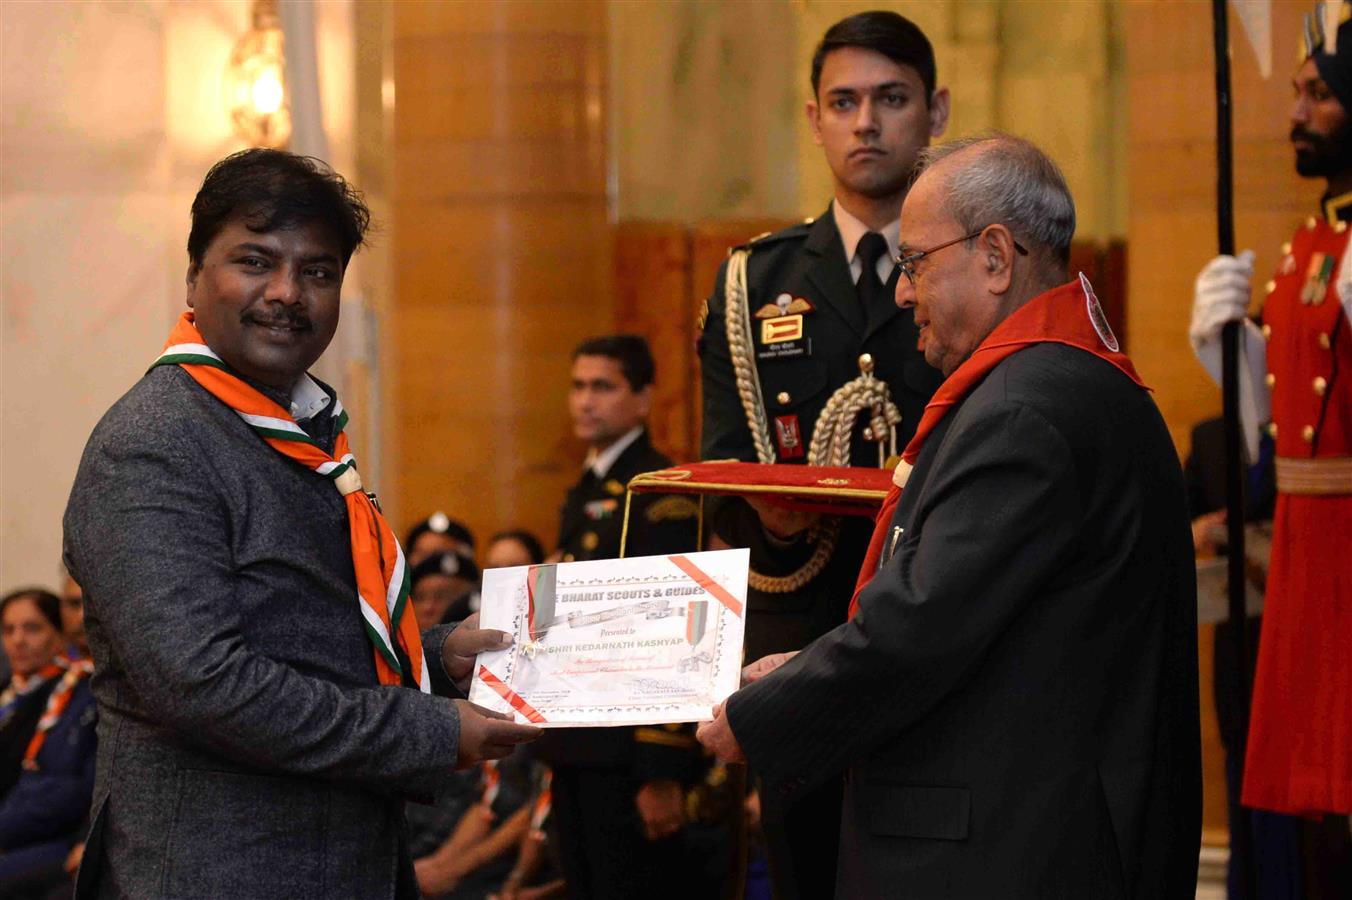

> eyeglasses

[{"left": 893, "top": 227, "right": 1029, "bottom": 285}]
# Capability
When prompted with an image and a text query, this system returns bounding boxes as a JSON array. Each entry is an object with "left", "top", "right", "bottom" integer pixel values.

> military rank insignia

[
  {"left": 761, "top": 315, "right": 803, "bottom": 344},
  {"left": 584, "top": 498, "right": 619, "bottom": 520},
  {"left": 1302, "top": 252, "right": 1334, "bottom": 304},
  {"left": 754, "top": 295, "right": 815, "bottom": 361},
  {"left": 754, "top": 293, "right": 816, "bottom": 319},
  {"left": 774, "top": 414, "right": 805, "bottom": 459}
]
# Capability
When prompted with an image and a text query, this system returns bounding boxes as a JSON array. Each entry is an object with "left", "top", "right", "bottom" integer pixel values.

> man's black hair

[
  {"left": 187, "top": 148, "right": 370, "bottom": 267},
  {"left": 1, "top": 588, "right": 62, "bottom": 633},
  {"left": 810, "top": 10, "right": 936, "bottom": 101},
  {"left": 573, "top": 335, "right": 656, "bottom": 391}
]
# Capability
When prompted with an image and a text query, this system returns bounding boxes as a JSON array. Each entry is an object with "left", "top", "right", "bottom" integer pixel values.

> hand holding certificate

[{"left": 469, "top": 549, "right": 749, "bottom": 727}]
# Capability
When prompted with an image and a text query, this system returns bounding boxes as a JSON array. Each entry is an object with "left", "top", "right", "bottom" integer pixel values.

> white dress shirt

[{"left": 832, "top": 201, "right": 901, "bottom": 286}]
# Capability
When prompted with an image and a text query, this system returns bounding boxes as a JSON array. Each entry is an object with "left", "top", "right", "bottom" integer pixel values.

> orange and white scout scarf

[
  {"left": 0, "top": 660, "right": 66, "bottom": 713},
  {"left": 151, "top": 311, "right": 429, "bottom": 692},
  {"left": 847, "top": 276, "right": 1147, "bottom": 620},
  {"left": 22, "top": 657, "right": 93, "bottom": 771}
]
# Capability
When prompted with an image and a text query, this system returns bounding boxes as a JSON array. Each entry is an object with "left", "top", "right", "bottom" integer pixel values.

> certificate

[{"left": 468, "top": 548, "right": 748, "bottom": 727}]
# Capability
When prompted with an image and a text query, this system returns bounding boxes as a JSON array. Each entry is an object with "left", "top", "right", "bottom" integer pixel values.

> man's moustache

[
  {"left": 1291, "top": 126, "right": 1324, "bottom": 145},
  {"left": 243, "top": 313, "right": 310, "bottom": 328}
]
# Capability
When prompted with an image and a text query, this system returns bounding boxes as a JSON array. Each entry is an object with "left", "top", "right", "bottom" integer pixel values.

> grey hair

[{"left": 915, "top": 134, "right": 1076, "bottom": 264}]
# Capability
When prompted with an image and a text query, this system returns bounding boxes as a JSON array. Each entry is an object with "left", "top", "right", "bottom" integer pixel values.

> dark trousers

[
  {"left": 759, "top": 776, "right": 843, "bottom": 900},
  {"left": 548, "top": 766, "right": 692, "bottom": 900}
]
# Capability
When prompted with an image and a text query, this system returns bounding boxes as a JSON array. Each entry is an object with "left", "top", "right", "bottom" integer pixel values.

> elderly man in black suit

[{"left": 699, "top": 135, "right": 1202, "bottom": 899}]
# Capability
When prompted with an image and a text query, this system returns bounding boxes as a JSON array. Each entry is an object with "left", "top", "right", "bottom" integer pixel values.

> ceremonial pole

[{"left": 1212, "top": 1, "right": 1255, "bottom": 893}]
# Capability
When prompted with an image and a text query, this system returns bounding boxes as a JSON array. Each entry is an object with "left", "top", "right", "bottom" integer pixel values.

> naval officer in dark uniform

[
  {"left": 697, "top": 12, "right": 949, "bottom": 900},
  {"left": 538, "top": 335, "right": 713, "bottom": 900}
]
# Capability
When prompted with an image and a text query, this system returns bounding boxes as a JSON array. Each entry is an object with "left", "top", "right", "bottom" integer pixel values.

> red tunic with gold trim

[{"left": 1242, "top": 202, "right": 1352, "bottom": 816}]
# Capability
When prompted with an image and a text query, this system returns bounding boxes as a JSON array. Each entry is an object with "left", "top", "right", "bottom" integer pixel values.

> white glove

[
  {"left": 1189, "top": 250, "right": 1255, "bottom": 350},
  {"left": 1188, "top": 250, "right": 1270, "bottom": 464}
]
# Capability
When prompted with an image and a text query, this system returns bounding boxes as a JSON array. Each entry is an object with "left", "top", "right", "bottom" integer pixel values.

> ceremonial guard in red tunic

[{"left": 1190, "top": 6, "right": 1352, "bottom": 895}]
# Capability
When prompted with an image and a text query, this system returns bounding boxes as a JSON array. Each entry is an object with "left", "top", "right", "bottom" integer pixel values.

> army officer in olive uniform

[
  {"left": 697, "top": 12, "right": 949, "bottom": 900},
  {"left": 542, "top": 335, "right": 713, "bottom": 900}
]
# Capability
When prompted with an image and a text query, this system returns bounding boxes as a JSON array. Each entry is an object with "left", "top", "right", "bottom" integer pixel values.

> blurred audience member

[
  {"left": 0, "top": 588, "right": 97, "bottom": 898},
  {"left": 483, "top": 530, "right": 546, "bottom": 570},
  {"left": 406, "top": 512, "right": 477, "bottom": 566},
  {"left": 413, "top": 749, "right": 539, "bottom": 900},
  {"left": 1, "top": 590, "right": 67, "bottom": 797},
  {"left": 58, "top": 573, "right": 87, "bottom": 661},
  {"left": 411, "top": 551, "right": 480, "bottom": 630},
  {"left": 490, "top": 768, "right": 565, "bottom": 900}
]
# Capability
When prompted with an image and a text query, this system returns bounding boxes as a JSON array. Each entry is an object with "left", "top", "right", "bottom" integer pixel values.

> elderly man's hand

[
  {"left": 443, "top": 612, "right": 513, "bottom": 691},
  {"left": 696, "top": 702, "right": 746, "bottom": 764},
  {"left": 454, "top": 700, "right": 541, "bottom": 768},
  {"left": 741, "top": 651, "right": 797, "bottom": 686}
]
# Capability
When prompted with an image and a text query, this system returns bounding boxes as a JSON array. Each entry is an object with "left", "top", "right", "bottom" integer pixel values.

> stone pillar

[{"left": 387, "top": 0, "right": 612, "bottom": 548}]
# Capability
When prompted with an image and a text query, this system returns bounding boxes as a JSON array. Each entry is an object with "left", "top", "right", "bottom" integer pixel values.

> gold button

[
  {"left": 776, "top": 391, "right": 790, "bottom": 405},
  {"left": 581, "top": 532, "right": 599, "bottom": 552},
  {"left": 1319, "top": 332, "right": 1332, "bottom": 349},
  {"left": 1265, "top": 373, "right": 1276, "bottom": 388},
  {"left": 1307, "top": 216, "right": 1319, "bottom": 230},
  {"left": 1302, "top": 425, "right": 1315, "bottom": 443},
  {"left": 1338, "top": 221, "right": 1348, "bottom": 234},
  {"left": 1265, "top": 280, "right": 1277, "bottom": 294},
  {"left": 1314, "top": 376, "right": 1328, "bottom": 396},
  {"left": 1281, "top": 242, "right": 1292, "bottom": 255},
  {"left": 1267, "top": 422, "right": 1278, "bottom": 439},
  {"left": 858, "top": 353, "right": 875, "bottom": 373},
  {"left": 1261, "top": 323, "right": 1272, "bottom": 340}
]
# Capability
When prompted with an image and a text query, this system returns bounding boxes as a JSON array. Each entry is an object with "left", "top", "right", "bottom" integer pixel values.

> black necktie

[{"left": 856, "top": 232, "right": 891, "bottom": 333}]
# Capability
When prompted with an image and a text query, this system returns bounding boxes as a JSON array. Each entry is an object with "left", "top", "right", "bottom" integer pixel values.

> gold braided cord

[
  {"left": 724, "top": 249, "right": 776, "bottom": 466},
  {"left": 724, "top": 245, "right": 900, "bottom": 594},
  {"left": 747, "top": 373, "right": 897, "bottom": 594}
]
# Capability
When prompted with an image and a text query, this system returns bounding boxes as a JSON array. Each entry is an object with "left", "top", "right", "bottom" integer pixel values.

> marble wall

[
  {"left": 611, "top": 0, "right": 1128, "bottom": 241},
  {"left": 1, "top": 0, "right": 357, "bottom": 591}
]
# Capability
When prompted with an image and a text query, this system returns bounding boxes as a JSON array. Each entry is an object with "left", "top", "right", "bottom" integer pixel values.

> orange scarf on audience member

[{"left": 846, "top": 276, "right": 1147, "bottom": 620}]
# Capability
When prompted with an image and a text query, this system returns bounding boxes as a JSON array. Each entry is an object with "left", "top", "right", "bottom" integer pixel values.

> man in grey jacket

[{"left": 63, "top": 149, "right": 540, "bottom": 899}]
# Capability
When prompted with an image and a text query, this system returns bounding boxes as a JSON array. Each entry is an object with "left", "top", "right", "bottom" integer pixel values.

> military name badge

[{"left": 773, "top": 414, "right": 805, "bottom": 460}]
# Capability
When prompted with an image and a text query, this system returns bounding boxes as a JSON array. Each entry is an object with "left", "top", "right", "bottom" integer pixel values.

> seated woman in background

[
  {"left": 410, "top": 550, "right": 481, "bottom": 630},
  {"left": 0, "top": 587, "right": 97, "bottom": 898},
  {"left": 483, "top": 530, "right": 545, "bottom": 570},
  {"left": 0, "top": 590, "right": 67, "bottom": 796}
]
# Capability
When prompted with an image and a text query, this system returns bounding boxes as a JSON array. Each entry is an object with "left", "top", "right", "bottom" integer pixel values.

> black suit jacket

[
  {"left": 540, "top": 428, "right": 701, "bottom": 777},
  {"left": 727, "top": 344, "right": 1202, "bottom": 899},
  {"left": 698, "top": 210, "right": 943, "bottom": 660}
]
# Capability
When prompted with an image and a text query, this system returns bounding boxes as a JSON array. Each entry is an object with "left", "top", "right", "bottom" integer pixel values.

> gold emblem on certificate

[{"left": 469, "top": 549, "right": 749, "bottom": 727}]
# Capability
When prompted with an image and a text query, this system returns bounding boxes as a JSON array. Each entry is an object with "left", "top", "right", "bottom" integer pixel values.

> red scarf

[{"left": 847, "top": 277, "right": 1147, "bottom": 619}]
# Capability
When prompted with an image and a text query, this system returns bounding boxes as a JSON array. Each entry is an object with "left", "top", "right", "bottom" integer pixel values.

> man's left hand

[
  {"left": 696, "top": 702, "right": 746, "bottom": 764},
  {"left": 444, "top": 612, "right": 513, "bottom": 691}
]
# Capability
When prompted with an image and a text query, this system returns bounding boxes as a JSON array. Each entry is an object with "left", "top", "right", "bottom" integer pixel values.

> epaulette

[
  {"left": 644, "top": 495, "right": 700, "bottom": 523},
  {"left": 728, "top": 217, "right": 815, "bottom": 255}
]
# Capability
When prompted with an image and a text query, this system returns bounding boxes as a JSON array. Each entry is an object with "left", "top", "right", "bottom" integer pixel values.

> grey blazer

[{"left": 64, "top": 366, "right": 464, "bottom": 899}]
